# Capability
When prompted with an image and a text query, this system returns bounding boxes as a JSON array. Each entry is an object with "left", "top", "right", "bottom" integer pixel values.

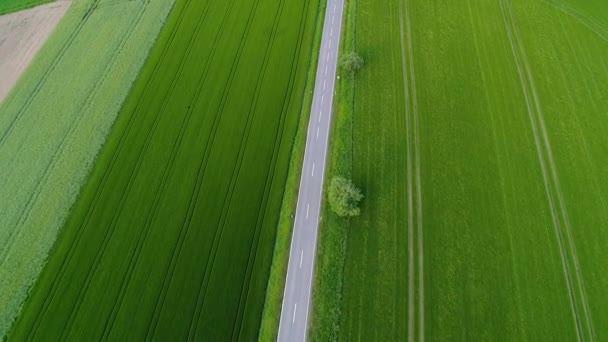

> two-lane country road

[{"left": 277, "top": 0, "right": 344, "bottom": 340}]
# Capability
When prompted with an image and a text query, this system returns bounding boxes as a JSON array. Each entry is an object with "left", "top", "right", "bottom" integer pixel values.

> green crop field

[
  {"left": 0, "top": 0, "right": 174, "bottom": 336},
  {"left": 314, "top": 0, "right": 608, "bottom": 340},
  {"left": 0, "top": 0, "right": 51, "bottom": 15},
  {"left": 8, "top": 0, "right": 320, "bottom": 340}
]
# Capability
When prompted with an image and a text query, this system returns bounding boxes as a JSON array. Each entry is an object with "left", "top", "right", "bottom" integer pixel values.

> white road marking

[
  {"left": 300, "top": 249, "right": 304, "bottom": 268},
  {"left": 312, "top": 163, "right": 316, "bottom": 177},
  {"left": 306, "top": 203, "right": 310, "bottom": 219},
  {"left": 292, "top": 303, "right": 297, "bottom": 323},
  {"left": 321, "top": 94, "right": 325, "bottom": 104},
  {"left": 316, "top": 126, "right": 320, "bottom": 139},
  {"left": 325, "top": 64, "right": 328, "bottom": 75},
  {"left": 329, "top": 39, "right": 332, "bottom": 49},
  {"left": 323, "top": 79, "right": 327, "bottom": 90}
]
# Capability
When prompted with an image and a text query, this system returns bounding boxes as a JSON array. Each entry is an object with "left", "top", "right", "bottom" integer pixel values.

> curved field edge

[
  {"left": 0, "top": 0, "right": 52, "bottom": 15},
  {"left": 8, "top": 0, "right": 323, "bottom": 340},
  {"left": 257, "top": 0, "right": 326, "bottom": 340},
  {"left": 0, "top": 0, "right": 176, "bottom": 337}
]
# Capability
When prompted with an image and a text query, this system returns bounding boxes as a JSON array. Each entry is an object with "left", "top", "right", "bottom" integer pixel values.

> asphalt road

[{"left": 277, "top": 0, "right": 344, "bottom": 340}]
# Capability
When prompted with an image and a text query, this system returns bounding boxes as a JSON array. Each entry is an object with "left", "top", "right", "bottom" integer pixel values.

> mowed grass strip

[
  {"left": 0, "top": 0, "right": 175, "bottom": 336},
  {"left": 9, "top": 0, "right": 320, "bottom": 339}
]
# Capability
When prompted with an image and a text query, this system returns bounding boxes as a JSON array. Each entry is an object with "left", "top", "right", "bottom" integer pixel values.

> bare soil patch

[{"left": 0, "top": 0, "right": 70, "bottom": 104}]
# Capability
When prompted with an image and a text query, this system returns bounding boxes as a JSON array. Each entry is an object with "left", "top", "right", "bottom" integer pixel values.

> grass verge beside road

[{"left": 308, "top": 0, "right": 355, "bottom": 340}]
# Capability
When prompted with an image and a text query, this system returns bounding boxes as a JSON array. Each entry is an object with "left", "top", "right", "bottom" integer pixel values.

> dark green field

[
  {"left": 0, "top": 0, "right": 51, "bottom": 15},
  {"left": 9, "top": 0, "right": 320, "bottom": 339}
]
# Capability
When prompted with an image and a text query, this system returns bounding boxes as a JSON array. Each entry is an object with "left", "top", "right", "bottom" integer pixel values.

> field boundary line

[
  {"left": 20, "top": 0, "right": 205, "bottom": 337},
  {"left": 0, "top": 0, "right": 101, "bottom": 147},
  {"left": 53, "top": 0, "right": 218, "bottom": 337},
  {"left": 0, "top": 0, "right": 150, "bottom": 268},
  {"left": 97, "top": 2, "right": 223, "bottom": 339},
  {"left": 24, "top": 0, "right": 200, "bottom": 333},
  {"left": 505, "top": 1, "right": 595, "bottom": 339}
]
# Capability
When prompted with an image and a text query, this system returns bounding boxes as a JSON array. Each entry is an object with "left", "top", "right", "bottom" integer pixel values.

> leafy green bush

[{"left": 328, "top": 176, "right": 363, "bottom": 217}]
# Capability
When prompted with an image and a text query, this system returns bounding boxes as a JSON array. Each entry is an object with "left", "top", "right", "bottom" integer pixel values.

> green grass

[
  {"left": 257, "top": 0, "right": 326, "bottom": 340},
  {"left": 308, "top": 0, "right": 356, "bottom": 340},
  {"left": 314, "top": 0, "right": 608, "bottom": 340},
  {"left": 0, "top": 0, "right": 175, "bottom": 337},
  {"left": 0, "top": 0, "right": 52, "bottom": 15},
  {"left": 8, "top": 0, "right": 320, "bottom": 340}
]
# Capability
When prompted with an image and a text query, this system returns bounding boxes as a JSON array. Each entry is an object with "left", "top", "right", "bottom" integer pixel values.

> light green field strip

[
  {"left": 313, "top": 0, "right": 608, "bottom": 340},
  {"left": 0, "top": 0, "right": 52, "bottom": 15},
  {"left": 0, "top": 0, "right": 175, "bottom": 336}
]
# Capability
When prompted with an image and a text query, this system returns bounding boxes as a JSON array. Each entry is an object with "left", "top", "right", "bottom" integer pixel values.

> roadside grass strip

[
  {"left": 0, "top": 0, "right": 175, "bottom": 336},
  {"left": 9, "top": 0, "right": 320, "bottom": 340}
]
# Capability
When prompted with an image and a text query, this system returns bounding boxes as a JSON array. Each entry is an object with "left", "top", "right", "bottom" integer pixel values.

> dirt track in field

[{"left": 0, "top": 0, "right": 70, "bottom": 104}]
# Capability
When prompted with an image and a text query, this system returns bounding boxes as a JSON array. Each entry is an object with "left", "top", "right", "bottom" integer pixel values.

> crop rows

[
  {"left": 0, "top": 0, "right": 175, "bottom": 335},
  {"left": 9, "top": 0, "right": 320, "bottom": 339}
]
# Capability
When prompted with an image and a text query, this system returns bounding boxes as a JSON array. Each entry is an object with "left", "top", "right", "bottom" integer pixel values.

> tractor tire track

[
  {"left": 500, "top": 1, "right": 593, "bottom": 340},
  {"left": 0, "top": 0, "right": 101, "bottom": 147},
  {"left": 230, "top": 0, "right": 312, "bottom": 339},
  {"left": 181, "top": 0, "right": 286, "bottom": 339},
  {"left": 0, "top": 0, "right": 148, "bottom": 268},
  {"left": 141, "top": 0, "right": 260, "bottom": 337},
  {"left": 397, "top": 0, "right": 415, "bottom": 339},
  {"left": 505, "top": 1, "right": 595, "bottom": 340},
  {"left": 23, "top": 0, "right": 203, "bottom": 337},
  {"left": 55, "top": 0, "right": 216, "bottom": 339},
  {"left": 97, "top": 1, "right": 222, "bottom": 338},
  {"left": 399, "top": 0, "right": 423, "bottom": 339}
]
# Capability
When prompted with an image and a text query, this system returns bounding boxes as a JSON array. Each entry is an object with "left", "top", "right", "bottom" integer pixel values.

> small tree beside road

[
  {"left": 328, "top": 176, "right": 364, "bottom": 217},
  {"left": 340, "top": 52, "right": 364, "bottom": 77}
]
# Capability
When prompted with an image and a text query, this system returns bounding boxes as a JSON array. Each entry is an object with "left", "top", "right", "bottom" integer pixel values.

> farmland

[
  {"left": 314, "top": 0, "right": 608, "bottom": 340},
  {"left": 0, "top": 0, "right": 51, "bottom": 15},
  {"left": 0, "top": 0, "right": 174, "bottom": 335},
  {"left": 8, "top": 0, "right": 320, "bottom": 340}
]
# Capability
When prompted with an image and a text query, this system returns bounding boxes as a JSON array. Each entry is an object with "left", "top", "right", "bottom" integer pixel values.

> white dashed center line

[
  {"left": 300, "top": 250, "right": 304, "bottom": 268},
  {"left": 316, "top": 126, "right": 320, "bottom": 139},
  {"left": 311, "top": 163, "right": 315, "bottom": 177},
  {"left": 292, "top": 304, "right": 297, "bottom": 323},
  {"left": 306, "top": 203, "right": 310, "bottom": 219}
]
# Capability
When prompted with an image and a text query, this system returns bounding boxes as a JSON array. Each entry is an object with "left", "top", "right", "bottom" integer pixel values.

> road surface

[{"left": 277, "top": 0, "right": 344, "bottom": 340}]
